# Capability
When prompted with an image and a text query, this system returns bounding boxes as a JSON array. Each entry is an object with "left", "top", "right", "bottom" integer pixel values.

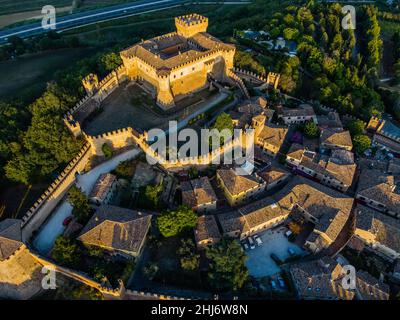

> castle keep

[{"left": 83, "top": 13, "right": 235, "bottom": 109}]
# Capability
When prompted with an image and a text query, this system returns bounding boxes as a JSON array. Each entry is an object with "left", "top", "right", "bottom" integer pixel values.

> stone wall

[
  {"left": 86, "top": 126, "right": 251, "bottom": 171},
  {"left": 21, "top": 144, "right": 92, "bottom": 242}
]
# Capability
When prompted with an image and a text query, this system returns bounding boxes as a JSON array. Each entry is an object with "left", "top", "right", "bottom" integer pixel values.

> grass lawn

[{"left": 0, "top": 47, "right": 96, "bottom": 101}]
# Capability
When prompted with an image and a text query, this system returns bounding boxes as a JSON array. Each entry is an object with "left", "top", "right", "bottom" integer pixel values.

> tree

[
  {"left": 177, "top": 239, "right": 200, "bottom": 271},
  {"left": 143, "top": 183, "right": 163, "bottom": 209},
  {"left": 157, "top": 206, "right": 198, "bottom": 237},
  {"left": 353, "top": 134, "right": 371, "bottom": 154},
  {"left": 98, "top": 52, "right": 122, "bottom": 75},
  {"left": 303, "top": 121, "right": 319, "bottom": 138},
  {"left": 347, "top": 119, "right": 365, "bottom": 137},
  {"left": 211, "top": 113, "right": 234, "bottom": 146},
  {"left": 102, "top": 143, "right": 113, "bottom": 158},
  {"left": 52, "top": 236, "right": 81, "bottom": 267},
  {"left": 67, "top": 186, "right": 91, "bottom": 223},
  {"left": 205, "top": 238, "right": 248, "bottom": 291}
]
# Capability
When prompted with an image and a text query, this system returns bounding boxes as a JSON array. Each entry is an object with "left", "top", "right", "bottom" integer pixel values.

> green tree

[
  {"left": 177, "top": 239, "right": 200, "bottom": 271},
  {"left": 144, "top": 183, "right": 163, "bottom": 209},
  {"left": 353, "top": 134, "right": 371, "bottom": 154},
  {"left": 67, "top": 186, "right": 91, "bottom": 223},
  {"left": 98, "top": 52, "right": 122, "bottom": 74},
  {"left": 52, "top": 236, "right": 81, "bottom": 267},
  {"left": 303, "top": 121, "right": 319, "bottom": 138},
  {"left": 347, "top": 119, "right": 365, "bottom": 137},
  {"left": 205, "top": 238, "right": 248, "bottom": 291},
  {"left": 211, "top": 113, "right": 234, "bottom": 146},
  {"left": 157, "top": 206, "right": 198, "bottom": 238},
  {"left": 102, "top": 143, "right": 113, "bottom": 158}
]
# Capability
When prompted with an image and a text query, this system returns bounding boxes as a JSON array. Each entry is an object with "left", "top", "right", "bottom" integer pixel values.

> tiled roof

[
  {"left": 194, "top": 215, "right": 221, "bottom": 243},
  {"left": 282, "top": 104, "right": 315, "bottom": 118},
  {"left": 355, "top": 204, "right": 400, "bottom": 253},
  {"left": 217, "top": 168, "right": 263, "bottom": 196},
  {"left": 89, "top": 173, "right": 117, "bottom": 202},
  {"left": 218, "top": 197, "right": 287, "bottom": 234},
  {"left": 218, "top": 176, "right": 353, "bottom": 243},
  {"left": 320, "top": 128, "right": 353, "bottom": 149},
  {"left": 78, "top": 205, "right": 152, "bottom": 255},
  {"left": 182, "top": 177, "right": 217, "bottom": 207},
  {"left": 317, "top": 111, "right": 343, "bottom": 129},
  {"left": 287, "top": 143, "right": 305, "bottom": 161},
  {"left": 258, "top": 124, "right": 288, "bottom": 148},
  {"left": 0, "top": 219, "right": 23, "bottom": 261},
  {"left": 357, "top": 169, "right": 400, "bottom": 213},
  {"left": 258, "top": 167, "right": 290, "bottom": 185},
  {"left": 290, "top": 257, "right": 355, "bottom": 300},
  {"left": 356, "top": 270, "right": 390, "bottom": 300},
  {"left": 121, "top": 31, "right": 234, "bottom": 75}
]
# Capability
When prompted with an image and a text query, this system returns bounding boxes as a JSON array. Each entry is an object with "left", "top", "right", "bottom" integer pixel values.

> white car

[
  {"left": 253, "top": 234, "right": 263, "bottom": 246},
  {"left": 241, "top": 240, "right": 249, "bottom": 251},
  {"left": 247, "top": 237, "right": 256, "bottom": 250}
]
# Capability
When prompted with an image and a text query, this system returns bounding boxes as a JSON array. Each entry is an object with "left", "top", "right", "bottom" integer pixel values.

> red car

[{"left": 63, "top": 216, "right": 73, "bottom": 226}]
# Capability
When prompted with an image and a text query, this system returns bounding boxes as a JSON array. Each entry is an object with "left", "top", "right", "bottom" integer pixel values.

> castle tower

[
  {"left": 82, "top": 73, "right": 99, "bottom": 95},
  {"left": 267, "top": 72, "right": 280, "bottom": 89},
  {"left": 252, "top": 113, "right": 266, "bottom": 139},
  {"left": 175, "top": 13, "right": 208, "bottom": 38}
]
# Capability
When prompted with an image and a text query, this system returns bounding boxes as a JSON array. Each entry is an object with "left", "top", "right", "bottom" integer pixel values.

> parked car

[
  {"left": 270, "top": 280, "right": 277, "bottom": 290},
  {"left": 63, "top": 216, "right": 73, "bottom": 226},
  {"left": 277, "top": 277, "right": 286, "bottom": 288},
  {"left": 247, "top": 237, "right": 256, "bottom": 250},
  {"left": 288, "top": 248, "right": 296, "bottom": 256},
  {"left": 241, "top": 240, "right": 249, "bottom": 251},
  {"left": 253, "top": 234, "right": 263, "bottom": 246},
  {"left": 285, "top": 230, "right": 293, "bottom": 237}
]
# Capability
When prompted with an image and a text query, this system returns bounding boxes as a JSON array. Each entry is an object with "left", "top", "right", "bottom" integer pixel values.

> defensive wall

[{"left": 20, "top": 143, "right": 92, "bottom": 242}]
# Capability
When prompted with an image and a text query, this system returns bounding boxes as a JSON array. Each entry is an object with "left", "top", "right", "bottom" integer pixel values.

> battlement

[{"left": 175, "top": 13, "right": 208, "bottom": 38}]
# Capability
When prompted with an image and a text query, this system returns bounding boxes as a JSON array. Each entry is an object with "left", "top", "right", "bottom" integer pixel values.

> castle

[{"left": 83, "top": 13, "right": 235, "bottom": 109}]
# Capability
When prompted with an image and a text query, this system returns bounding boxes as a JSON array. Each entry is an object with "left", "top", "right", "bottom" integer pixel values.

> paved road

[{"left": 0, "top": 0, "right": 249, "bottom": 44}]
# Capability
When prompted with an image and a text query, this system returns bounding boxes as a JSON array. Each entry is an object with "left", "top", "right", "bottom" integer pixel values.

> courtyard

[
  {"left": 82, "top": 81, "right": 227, "bottom": 136},
  {"left": 245, "top": 226, "right": 306, "bottom": 278}
]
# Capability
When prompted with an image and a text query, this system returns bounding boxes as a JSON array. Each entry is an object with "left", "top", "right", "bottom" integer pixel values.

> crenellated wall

[{"left": 21, "top": 144, "right": 92, "bottom": 242}]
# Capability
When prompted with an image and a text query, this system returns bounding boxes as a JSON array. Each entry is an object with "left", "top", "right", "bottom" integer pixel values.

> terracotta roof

[
  {"left": 218, "top": 197, "right": 287, "bottom": 235},
  {"left": 89, "top": 173, "right": 117, "bottom": 202},
  {"left": 0, "top": 219, "right": 23, "bottom": 261},
  {"left": 355, "top": 204, "right": 400, "bottom": 253},
  {"left": 281, "top": 104, "right": 315, "bottom": 118},
  {"left": 287, "top": 143, "right": 305, "bottom": 161},
  {"left": 290, "top": 257, "right": 355, "bottom": 300},
  {"left": 182, "top": 177, "right": 217, "bottom": 207},
  {"left": 257, "top": 124, "right": 288, "bottom": 148},
  {"left": 356, "top": 271, "right": 390, "bottom": 300},
  {"left": 78, "top": 205, "right": 152, "bottom": 255},
  {"left": 217, "top": 168, "right": 264, "bottom": 196},
  {"left": 121, "top": 31, "right": 234, "bottom": 75},
  {"left": 258, "top": 167, "right": 290, "bottom": 185},
  {"left": 320, "top": 128, "right": 353, "bottom": 149},
  {"left": 357, "top": 169, "right": 400, "bottom": 213},
  {"left": 194, "top": 215, "right": 221, "bottom": 244}
]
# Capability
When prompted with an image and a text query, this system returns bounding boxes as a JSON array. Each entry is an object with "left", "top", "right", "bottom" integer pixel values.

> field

[
  {"left": 0, "top": 0, "right": 134, "bottom": 16},
  {"left": 0, "top": 47, "right": 96, "bottom": 100}
]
